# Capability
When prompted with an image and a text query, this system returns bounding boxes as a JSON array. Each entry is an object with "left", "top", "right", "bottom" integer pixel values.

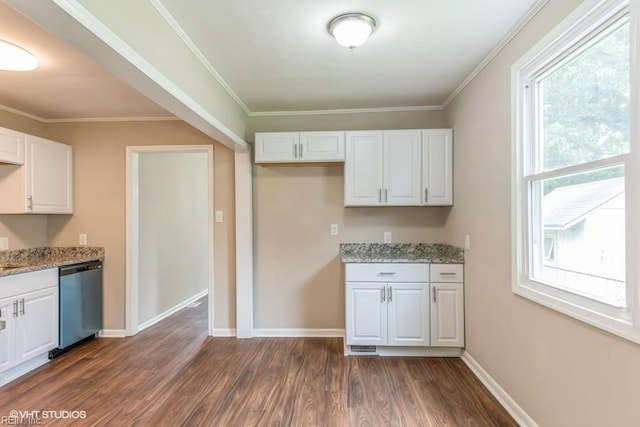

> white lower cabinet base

[
  {"left": 0, "top": 353, "right": 49, "bottom": 387},
  {"left": 346, "top": 345, "right": 462, "bottom": 357}
]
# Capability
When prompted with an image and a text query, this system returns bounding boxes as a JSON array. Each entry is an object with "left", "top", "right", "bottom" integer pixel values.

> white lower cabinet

[
  {"left": 431, "top": 284, "right": 464, "bottom": 347},
  {"left": 345, "top": 263, "right": 464, "bottom": 355},
  {"left": 430, "top": 263, "right": 465, "bottom": 348},
  {"left": 0, "top": 269, "right": 59, "bottom": 384}
]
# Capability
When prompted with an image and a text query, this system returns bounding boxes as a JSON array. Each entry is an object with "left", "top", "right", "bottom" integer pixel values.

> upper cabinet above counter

[
  {"left": 255, "top": 131, "right": 345, "bottom": 163},
  {"left": 254, "top": 128, "right": 453, "bottom": 207},
  {"left": 0, "top": 127, "right": 73, "bottom": 214}
]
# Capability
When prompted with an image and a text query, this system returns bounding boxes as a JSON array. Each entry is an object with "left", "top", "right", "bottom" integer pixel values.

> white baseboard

[
  {"left": 252, "top": 328, "right": 345, "bottom": 338},
  {"left": 99, "top": 329, "right": 126, "bottom": 338},
  {"left": 462, "top": 351, "right": 538, "bottom": 427},
  {"left": 213, "top": 328, "right": 237, "bottom": 337},
  {"left": 137, "top": 290, "right": 208, "bottom": 332}
]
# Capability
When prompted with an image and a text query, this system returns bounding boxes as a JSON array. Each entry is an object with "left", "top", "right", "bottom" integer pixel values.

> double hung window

[{"left": 512, "top": 0, "right": 639, "bottom": 341}]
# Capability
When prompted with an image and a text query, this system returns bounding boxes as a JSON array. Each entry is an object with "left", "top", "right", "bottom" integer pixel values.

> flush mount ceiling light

[
  {"left": 328, "top": 13, "right": 376, "bottom": 51},
  {"left": 0, "top": 39, "right": 38, "bottom": 71}
]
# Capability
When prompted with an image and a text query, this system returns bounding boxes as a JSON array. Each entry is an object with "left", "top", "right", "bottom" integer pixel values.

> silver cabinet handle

[
  {"left": 433, "top": 287, "right": 437, "bottom": 302},
  {"left": 378, "top": 188, "right": 382, "bottom": 203},
  {"left": 293, "top": 144, "right": 297, "bottom": 159},
  {"left": 425, "top": 188, "right": 428, "bottom": 203},
  {"left": 299, "top": 143, "right": 303, "bottom": 159},
  {"left": 378, "top": 272, "right": 396, "bottom": 276},
  {"left": 440, "top": 272, "right": 457, "bottom": 276},
  {"left": 27, "top": 195, "right": 33, "bottom": 210},
  {"left": 20, "top": 298, "right": 25, "bottom": 315},
  {"left": 388, "top": 286, "right": 393, "bottom": 302},
  {"left": 13, "top": 300, "right": 18, "bottom": 317},
  {"left": 385, "top": 188, "right": 388, "bottom": 203},
  {"left": 381, "top": 287, "right": 385, "bottom": 302}
]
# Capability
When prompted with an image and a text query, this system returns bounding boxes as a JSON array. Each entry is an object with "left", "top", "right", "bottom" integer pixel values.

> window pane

[
  {"left": 532, "top": 166, "right": 626, "bottom": 307},
  {"left": 538, "top": 19, "right": 629, "bottom": 172}
]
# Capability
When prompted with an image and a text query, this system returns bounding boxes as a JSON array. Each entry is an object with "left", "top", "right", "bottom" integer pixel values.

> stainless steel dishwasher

[{"left": 49, "top": 260, "right": 103, "bottom": 358}]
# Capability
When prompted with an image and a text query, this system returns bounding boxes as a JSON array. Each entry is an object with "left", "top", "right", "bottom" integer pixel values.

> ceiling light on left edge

[
  {"left": 0, "top": 39, "right": 38, "bottom": 71},
  {"left": 328, "top": 13, "right": 376, "bottom": 51}
]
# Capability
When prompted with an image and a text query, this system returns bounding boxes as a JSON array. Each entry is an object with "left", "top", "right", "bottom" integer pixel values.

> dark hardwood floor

[{"left": 0, "top": 298, "right": 516, "bottom": 426}]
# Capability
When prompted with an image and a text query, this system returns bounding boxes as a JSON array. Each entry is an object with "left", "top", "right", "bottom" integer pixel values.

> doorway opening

[{"left": 126, "top": 145, "right": 214, "bottom": 336}]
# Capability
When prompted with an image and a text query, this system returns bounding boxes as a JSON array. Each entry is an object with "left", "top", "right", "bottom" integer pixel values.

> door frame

[{"left": 125, "top": 145, "right": 215, "bottom": 336}]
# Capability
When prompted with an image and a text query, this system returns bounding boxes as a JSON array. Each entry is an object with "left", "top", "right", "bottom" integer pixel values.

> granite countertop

[
  {"left": 340, "top": 243, "right": 463, "bottom": 264},
  {"left": 0, "top": 247, "right": 105, "bottom": 277}
]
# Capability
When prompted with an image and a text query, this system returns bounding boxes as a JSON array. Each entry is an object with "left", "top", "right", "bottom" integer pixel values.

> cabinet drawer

[
  {"left": 430, "top": 264, "right": 464, "bottom": 283},
  {"left": 346, "top": 263, "right": 429, "bottom": 282},
  {"left": 0, "top": 268, "right": 58, "bottom": 299}
]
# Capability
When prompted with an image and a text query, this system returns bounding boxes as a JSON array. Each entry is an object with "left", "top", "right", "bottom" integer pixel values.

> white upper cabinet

[
  {"left": 0, "top": 134, "right": 73, "bottom": 214},
  {"left": 255, "top": 131, "right": 344, "bottom": 163},
  {"left": 344, "top": 131, "right": 383, "bottom": 205},
  {"left": 0, "top": 127, "right": 25, "bottom": 165},
  {"left": 300, "top": 131, "right": 345, "bottom": 161},
  {"left": 26, "top": 135, "right": 73, "bottom": 214},
  {"left": 345, "top": 130, "right": 422, "bottom": 206},
  {"left": 422, "top": 129, "right": 453, "bottom": 206},
  {"left": 384, "top": 130, "right": 422, "bottom": 205},
  {"left": 255, "top": 132, "right": 298, "bottom": 163}
]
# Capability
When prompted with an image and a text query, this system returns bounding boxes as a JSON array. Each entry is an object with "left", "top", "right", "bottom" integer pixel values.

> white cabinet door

[
  {"left": 383, "top": 130, "right": 422, "bottom": 205},
  {"left": 0, "top": 296, "right": 17, "bottom": 371},
  {"left": 422, "top": 129, "right": 453, "bottom": 206},
  {"left": 346, "top": 282, "right": 387, "bottom": 346},
  {"left": 255, "top": 132, "right": 299, "bottom": 163},
  {"left": 300, "top": 131, "right": 345, "bottom": 162},
  {"left": 15, "top": 287, "right": 58, "bottom": 364},
  {"left": 345, "top": 131, "right": 384, "bottom": 206},
  {"left": 0, "top": 127, "right": 24, "bottom": 165},
  {"left": 430, "top": 283, "right": 464, "bottom": 347},
  {"left": 387, "top": 282, "right": 430, "bottom": 346},
  {"left": 26, "top": 135, "right": 73, "bottom": 213}
]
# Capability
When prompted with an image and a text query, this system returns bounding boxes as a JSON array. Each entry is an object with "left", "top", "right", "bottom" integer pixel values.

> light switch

[
  {"left": 215, "top": 211, "right": 224, "bottom": 223},
  {"left": 79, "top": 234, "right": 87, "bottom": 246},
  {"left": 464, "top": 235, "right": 470, "bottom": 250},
  {"left": 384, "top": 231, "right": 392, "bottom": 243},
  {"left": 330, "top": 224, "right": 339, "bottom": 236},
  {"left": 0, "top": 237, "right": 8, "bottom": 251}
]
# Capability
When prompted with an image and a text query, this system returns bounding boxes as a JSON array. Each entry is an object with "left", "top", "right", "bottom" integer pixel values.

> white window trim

[{"left": 511, "top": 0, "right": 640, "bottom": 343}]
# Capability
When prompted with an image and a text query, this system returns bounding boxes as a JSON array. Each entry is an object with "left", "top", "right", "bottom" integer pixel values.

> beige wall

[
  {"left": 45, "top": 121, "right": 236, "bottom": 331},
  {"left": 138, "top": 151, "right": 208, "bottom": 324},
  {"left": 0, "top": 110, "right": 48, "bottom": 250},
  {"left": 444, "top": 0, "right": 640, "bottom": 425},
  {"left": 251, "top": 111, "right": 449, "bottom": 329}
]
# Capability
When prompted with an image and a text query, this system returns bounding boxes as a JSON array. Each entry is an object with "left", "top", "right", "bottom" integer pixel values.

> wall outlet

[
  {"left": 383, "top": 231, "right": 392, "bottom": 243},
  {"left": 0, "top": 237, "right": 8, "bottom": 251},
  {"left": 79, "top": 233, "right": 87, "bottom": 246},
  {"left": 464, "top": 234, "right": 471, "bottom": 250},
  {"left": 330, "top": 224, "right": 339, "bottom": 236},
  {"left": 215, "top": 211, "right": 224, "bottom": 223}
]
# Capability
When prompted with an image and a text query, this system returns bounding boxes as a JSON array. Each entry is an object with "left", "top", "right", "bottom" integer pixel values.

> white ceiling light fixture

[
  {"left": 0, "top": 39, "right": 38, "bottom": 71},
  {"left": 328, "top": 13, "right": 377, "bottom": 51}
]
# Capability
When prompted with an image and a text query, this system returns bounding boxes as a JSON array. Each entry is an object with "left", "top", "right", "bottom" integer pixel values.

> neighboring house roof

[{"left": 544, "top": 177, "right": 624, "bottom": 230}]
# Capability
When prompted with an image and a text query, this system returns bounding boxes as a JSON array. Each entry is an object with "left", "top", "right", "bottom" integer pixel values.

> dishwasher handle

[{"left": 60, "top": 261, "right": 103, "bottom": 276}]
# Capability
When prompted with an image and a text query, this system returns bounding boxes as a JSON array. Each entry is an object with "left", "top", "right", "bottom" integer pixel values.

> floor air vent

[{"left": 350, "top": 345, "right": 377, "bottom": 354}]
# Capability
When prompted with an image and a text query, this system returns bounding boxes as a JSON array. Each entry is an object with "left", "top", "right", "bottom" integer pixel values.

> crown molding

[
  {"left": 150, "top": 0, "right": 251, "bottom": 116},
  {"left": 249, "top": 105, "right": 444, "bottom": 117},
  {"left": 442, "top": 0, "right": 550, "bottom": 108},
  {"left": 0, "top": 103, "right": 179, "bottom": 124}
]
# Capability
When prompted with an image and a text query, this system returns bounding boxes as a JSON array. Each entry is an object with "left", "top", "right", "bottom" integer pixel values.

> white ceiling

[{"left": 0, "top": 0, "right": 541, "bottom": 120}]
